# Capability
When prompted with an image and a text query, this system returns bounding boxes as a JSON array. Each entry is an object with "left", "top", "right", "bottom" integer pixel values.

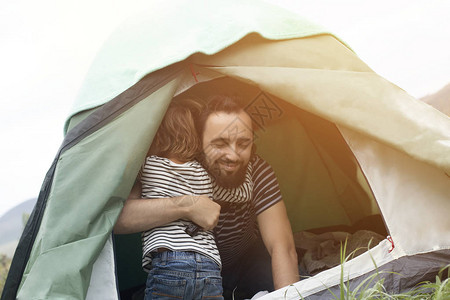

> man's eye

[
  {"left": 238, "top": 142, "right": 251, "bottom": 149},
  {"left": 212, "top": 143, "right": 226, "bottom": 148}
]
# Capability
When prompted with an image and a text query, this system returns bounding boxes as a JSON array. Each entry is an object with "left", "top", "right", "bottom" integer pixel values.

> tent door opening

[{"left": 113, "top": 75, "right": 388, "bottom": 299}]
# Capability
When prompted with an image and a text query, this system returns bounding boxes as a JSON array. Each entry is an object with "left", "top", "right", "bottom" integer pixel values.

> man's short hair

[{"left": 197, "top": 95, "right": 249, "bottom": 138}]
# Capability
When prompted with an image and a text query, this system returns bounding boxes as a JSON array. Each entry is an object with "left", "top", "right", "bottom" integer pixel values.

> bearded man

[{"left": 114, "top": 95, "right": 298, "bottom": 299}]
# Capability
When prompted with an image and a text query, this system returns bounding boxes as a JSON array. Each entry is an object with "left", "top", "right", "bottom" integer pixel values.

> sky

[{"left": 0, "top": 0, "right": 449, "bottom": 218}]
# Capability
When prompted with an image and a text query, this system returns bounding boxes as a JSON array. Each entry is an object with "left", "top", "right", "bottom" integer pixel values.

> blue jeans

[
  {"left": 145, "top": 251, "right": 223, "bottom": 300},
  {"left": 221, "top": 238, "right": 274, "bottom": 300}
]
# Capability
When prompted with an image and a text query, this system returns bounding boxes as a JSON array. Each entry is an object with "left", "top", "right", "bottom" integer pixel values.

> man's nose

[{"left": 224, "top": 144, "right": 239, "bottom": 161}]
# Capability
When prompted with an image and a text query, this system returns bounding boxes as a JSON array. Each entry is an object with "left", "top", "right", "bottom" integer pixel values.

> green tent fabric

[{"left": 3, "top": 1, "right": 450, "bottom": 299}]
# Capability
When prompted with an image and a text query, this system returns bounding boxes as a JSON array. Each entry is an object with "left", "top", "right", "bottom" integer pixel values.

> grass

[
  {"left": 285, "top": 240, "right": 450, "bottom": 300},
  {"left": 0, "top": 254, "right": 12, "bottom": 296}
]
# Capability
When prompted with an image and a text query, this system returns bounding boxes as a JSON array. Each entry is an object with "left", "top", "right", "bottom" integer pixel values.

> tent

[{"left": 3, "top": 1, "right": 450, "bottom": 299}]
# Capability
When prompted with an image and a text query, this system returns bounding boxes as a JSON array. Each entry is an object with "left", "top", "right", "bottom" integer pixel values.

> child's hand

[{"left": 181, "top": 195, "right": 221, "bottom": 231}]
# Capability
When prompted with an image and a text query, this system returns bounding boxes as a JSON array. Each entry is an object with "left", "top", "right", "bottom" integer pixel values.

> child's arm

[{"left": 113, "top": 181, "right": 220, "bottom": 234}]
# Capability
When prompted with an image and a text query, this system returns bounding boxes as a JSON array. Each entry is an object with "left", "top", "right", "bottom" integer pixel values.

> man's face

[{"left": 202, "top": 110, "right": 254, "bottom": 188}]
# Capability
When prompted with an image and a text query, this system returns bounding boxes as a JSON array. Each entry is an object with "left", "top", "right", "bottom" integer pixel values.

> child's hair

[{"left": 149, "top": 98, "right": 203, "bottom": 162}]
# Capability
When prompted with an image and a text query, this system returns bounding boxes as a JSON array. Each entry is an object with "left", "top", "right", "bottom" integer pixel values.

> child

[{"left": 140, "top": 98, "right": 223, "bottom": 300}]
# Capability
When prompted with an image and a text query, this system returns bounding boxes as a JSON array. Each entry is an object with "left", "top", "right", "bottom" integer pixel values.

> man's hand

[{"left": 177, "top": 195, "right": 221, "bottom": 231}]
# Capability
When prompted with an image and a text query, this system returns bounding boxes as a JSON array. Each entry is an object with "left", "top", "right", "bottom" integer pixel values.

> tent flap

[{"left": 12, "top": 72, "right": 182, "bottom": 299}]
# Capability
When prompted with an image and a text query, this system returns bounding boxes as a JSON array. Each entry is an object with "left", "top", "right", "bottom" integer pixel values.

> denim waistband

[
  {"left": 153, "top": 250, "right": 212, "bottom": 263},
  {"left": 150, "top": 251, "right": 221, "bottom": 277}
]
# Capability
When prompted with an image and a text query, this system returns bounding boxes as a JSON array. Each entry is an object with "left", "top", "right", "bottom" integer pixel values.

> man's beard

[{"left": 199, "top": 153, "right": 247, "bottom": 188}]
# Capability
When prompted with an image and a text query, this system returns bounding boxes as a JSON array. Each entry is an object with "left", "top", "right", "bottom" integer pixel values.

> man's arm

[
  {"left": 257, "top": 201, "right": 299, "bottom": 290},
  {"left": 114, "top": 180, "right": 221, "bottom": 234}
]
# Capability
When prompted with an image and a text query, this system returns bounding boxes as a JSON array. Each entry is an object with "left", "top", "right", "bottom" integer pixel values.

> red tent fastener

[
  {"left": 387, "top": 235, "right": 395, "bottom": 253},
  {"left": 189, "top": 64, "right": 199, "bottom": 82}
]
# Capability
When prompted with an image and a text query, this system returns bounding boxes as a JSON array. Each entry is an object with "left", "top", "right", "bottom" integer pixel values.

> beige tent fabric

[
  {"left": 192, "top": 34, "right": 450, "bottom": 174},
  {"left": 342, "top": 127, "right": 450, "bottom": 255}
]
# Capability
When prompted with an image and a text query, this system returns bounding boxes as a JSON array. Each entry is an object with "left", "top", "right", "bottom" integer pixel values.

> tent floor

[{"left": 295, "top": 214, "right": 388, "bottom": 277}]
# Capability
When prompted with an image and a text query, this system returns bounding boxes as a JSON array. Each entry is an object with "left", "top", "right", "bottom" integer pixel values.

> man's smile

[{"left": 219, "top": 160, "right": 240, "bottom": 172}]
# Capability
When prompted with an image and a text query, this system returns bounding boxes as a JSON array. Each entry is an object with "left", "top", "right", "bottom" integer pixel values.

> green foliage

[
  {"left": 22, "top": 212, "right": 30, "bottom": 229},
  {"left": 403, "top": 264, "right": 450, "bottom": 300},
  {"left": 0, "top": 254, "right": 12, "bottom": 295},
  {"left": 285, "top": 240, "right": 450, "bottom": 299},
  {"left": 332, "top": 241, "right": 450, "bottom": 300}
]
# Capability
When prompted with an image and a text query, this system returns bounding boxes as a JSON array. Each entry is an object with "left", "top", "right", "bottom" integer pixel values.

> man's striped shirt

[{"left": 213, "top": 155, "right": 282, "bottom": 269}]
